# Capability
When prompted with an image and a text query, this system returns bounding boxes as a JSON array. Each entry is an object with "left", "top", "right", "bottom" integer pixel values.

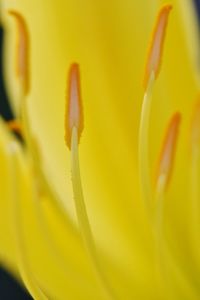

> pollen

[
  {"left": 8, "top": 10, "right": 29, "bottom": 95},
  {"left": 155, "top": 112, "right": 181, "bottom": 192},
  {"left": 65, "top": 63, "right": 84, "bottom": 149},
  {"left": 143, "top": 4, "right": 172, "bottom": 90},
  {"left": 190, "top": 99, "right": 200, "bottom": 148}
]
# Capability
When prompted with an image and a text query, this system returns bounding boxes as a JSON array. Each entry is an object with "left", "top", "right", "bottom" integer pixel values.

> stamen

[
  {"left": 7, "top": 13, "right": 92, "bottom": 293},
  {"left": 143, "top": 4, "right": 172, "bottom": 90},
  {"left": 154, "top": 112, "right": 181, "bottom": 193},
  {"left": 7, "top": 11, "right": 67, "bottom": 230},
  {"left": 8, "top": 10, "right": 29, "bottom": 95},
  {"left": 65, "top": 64, "right": 116, "bottom": 300},
  {"left": 65, "top": 63, "right": 84, "bottom": 149},
  {"left": 8, "top": 142, "right": 48, "bottom": 300},
  {"left": 30, "top": 165, "right": 92, "bottom": 290},
  {"left": 152, "top": 112, "right": 199, "bottom": 298},
  {"left": 139, "top": 5, "right": 172, "bottom": 214},
  {"left": 8, "top": 11, "right": 67, "bottom": 218},
  {"left": 8, "top": 10, "right": 32, "bottom": 153}
]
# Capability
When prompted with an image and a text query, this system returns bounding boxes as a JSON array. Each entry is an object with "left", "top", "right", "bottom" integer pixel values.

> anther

[
  {"left": 143, "top": 4, "right": 172, "bottom": 90},
  {"left": 8, "top": 10, "right": 29, "bottom": 95},
  {"left": 155, "top": 112, "right": 181, "bottom": 192},
  {"left": 65, "top": 63, "right": 84, "bottom": 149},
  {"left": 7, "top": 120, "right": 22, "bottom": 135}
]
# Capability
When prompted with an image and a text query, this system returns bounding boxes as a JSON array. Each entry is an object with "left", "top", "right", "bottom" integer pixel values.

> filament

[
  {"left": 139, "top": 72, "right": 154, "bottom": 214},
  {"left": 140, "top": 4, "right": 172, "bottom": 215},
  {"left": 31, "top": 178, "right": 92, "bottom": 291},
  {"left": 71, "top": 126, "right": 116, "bottom": 300},
  {"left": 8, "top": 10, "right": 68, "bottom": 217}
]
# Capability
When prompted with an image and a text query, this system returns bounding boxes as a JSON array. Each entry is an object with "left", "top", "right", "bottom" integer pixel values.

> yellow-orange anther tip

[
  {"left": 8, "top": 10, "right": 29, "bottom": 95},
  {"left": 65, "top": 63, "right": 84, "bottom": 149},
  {"left": 7, "top": 120, "right": 22, "bottom": 135},
  {"left": 143, "top": 4, "right": 172, "bottom": 90},
  {"left": 155, "top": 112, "right": 181, "bottom": 192},
  {"left": 190, "top": 98, "right": 200, "bottom": 147}
]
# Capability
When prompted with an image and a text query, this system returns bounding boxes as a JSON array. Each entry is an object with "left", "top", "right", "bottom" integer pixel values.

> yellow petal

[{"left": 1, "top": 0, "right": 199, "bottom": 298}]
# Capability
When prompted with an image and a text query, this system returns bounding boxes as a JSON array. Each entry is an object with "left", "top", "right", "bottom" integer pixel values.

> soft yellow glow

[
  {"left": 0, "top": 0, "right": 200, "bottom": 299},
  {"left": 70, "top": 126, "right": 116, "bottom": 300}
]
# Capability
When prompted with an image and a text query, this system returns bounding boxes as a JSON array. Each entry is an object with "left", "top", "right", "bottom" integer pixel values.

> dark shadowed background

[{"left": 0, "top": 1, "right": 200, "bottom": 299}]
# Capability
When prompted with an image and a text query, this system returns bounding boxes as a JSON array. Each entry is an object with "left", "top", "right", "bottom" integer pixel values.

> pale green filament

[
  {"left": 18, "top": 75, "right": 95, "bottom": 297},
  {"left": 71, "top": 126, "right": 116, "bottom": 300},
  {"left": 31, "top": 185, "right": 92, "bottom": 291},
  {"left": 19, "top": 90, "right": 89, "bottom": 287},
  {"left": 139, "top": 72, "right": 155, "bottom": 215}
]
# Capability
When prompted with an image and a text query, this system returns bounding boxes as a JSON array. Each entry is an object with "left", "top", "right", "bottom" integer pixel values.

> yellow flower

[{"left": 0, "top": 0, "right": 200, "bottom": 299}]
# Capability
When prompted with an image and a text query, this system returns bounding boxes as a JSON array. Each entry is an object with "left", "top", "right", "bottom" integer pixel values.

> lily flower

[{"left": 0, "top": 0, "right": 200, "bottom": 299}]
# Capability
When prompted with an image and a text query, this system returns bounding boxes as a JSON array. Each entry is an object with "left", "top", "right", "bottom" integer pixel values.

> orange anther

[
  {"left": 155, "top": 112, "right": 181, "bottom": 191},
  {"left": 65, "top": 63, "right": 84, "bottom": 149},
  {"left": 143, "top": 5, "right": 172, "bottom": 90},
  {"left": 9, "top": 10, "right": 29, "bottom": 95},
  {"left": 7, "top": 120, "right": 22, "bottom": 135}
]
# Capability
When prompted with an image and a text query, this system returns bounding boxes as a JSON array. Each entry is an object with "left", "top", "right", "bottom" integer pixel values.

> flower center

[{"left": 5, "top": 3, "right": 200, "bottom": 300}]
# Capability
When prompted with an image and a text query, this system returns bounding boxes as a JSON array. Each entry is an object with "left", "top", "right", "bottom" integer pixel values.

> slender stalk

[
  {"left": 31, "top": 185, "right": 92, "bottom": 291},
  {"left": 139, "top": 72, "right": 155, "bottom": 214},
  {"left": 71, "top": 126, "right": 116, "bottom": 300}
]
